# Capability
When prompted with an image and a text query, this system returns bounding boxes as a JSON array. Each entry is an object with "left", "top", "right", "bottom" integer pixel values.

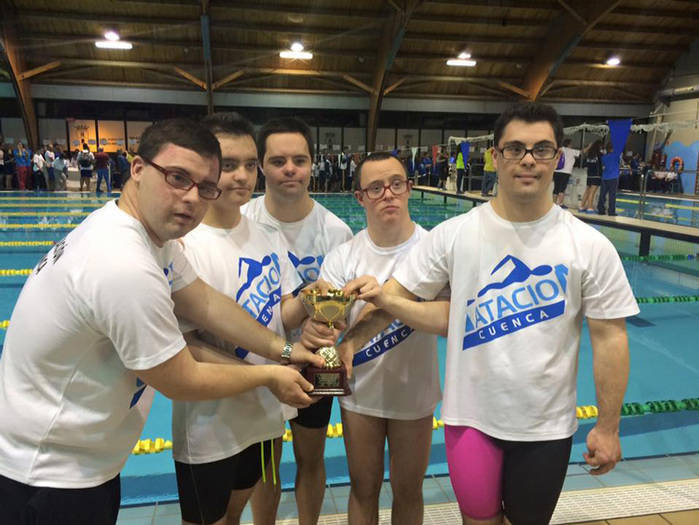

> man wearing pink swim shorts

[{"left": 339, "top": 102, "right": 638, "bottom": 524}]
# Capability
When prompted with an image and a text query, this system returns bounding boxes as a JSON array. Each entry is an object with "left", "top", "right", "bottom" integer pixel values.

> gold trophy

[{"left": 300, "top": 288, "right": 355, "bottom": 396}]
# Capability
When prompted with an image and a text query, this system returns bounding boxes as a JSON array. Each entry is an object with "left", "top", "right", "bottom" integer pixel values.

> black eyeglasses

[
  {"left": 498, "top": 144, "right": 558, "bottom": 161},
  {"left": 140, "top": 156, "right": 222, "bottom": 200},
  {"left": 359, "top": 178, "right": 411, "bottom": 200}
]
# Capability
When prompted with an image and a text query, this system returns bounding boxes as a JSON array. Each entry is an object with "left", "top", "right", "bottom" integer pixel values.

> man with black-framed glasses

[
  {"left": 303, "top": 152, "right": 445, "bottom": 525},
  {"left": 0, "top": 118, "right": 324, "bottom": 525},
  {"left": 338, "top": 103, "right": 637, "bottom": 525}
]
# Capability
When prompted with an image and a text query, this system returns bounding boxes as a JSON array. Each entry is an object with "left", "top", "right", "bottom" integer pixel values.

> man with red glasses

[
  {"left": 0, "top": 118, "right": 323, "bottom": 525},
  {"left": 337, "top": 103, "right": 637, "bottom": 525},
  {"left": 305, "top": 152, "right": 444, "bottom": 525}
]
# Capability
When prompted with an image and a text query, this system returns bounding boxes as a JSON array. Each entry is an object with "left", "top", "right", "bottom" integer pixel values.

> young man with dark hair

[
  {"left": 0, "top": 118, "right": 324, "bottom": 525},
  {"left": 339, "top": 102, "right": 638, "bottom": 525},
  {"left": 553, "top": 137, "right": 582, "bottom": 207},
  {"left": 244, "top": 117, "right": 352, "bottom": 525},
  {"left": 94, "top": 147, "right": 111, "bottom": 194},
  {"left": 310, "top": 151, "right": 443, "bottom": 524},
  {"left": 78, "top": 144, "right": 94, "bottom": 192},
  {"left": 171, "top": 113, "right": 328, "bottom": 525}
]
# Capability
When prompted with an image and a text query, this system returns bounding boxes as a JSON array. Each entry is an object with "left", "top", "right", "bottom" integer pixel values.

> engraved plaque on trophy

[{"left": 300, "top": 288, "right": 354, "bottom": 396}]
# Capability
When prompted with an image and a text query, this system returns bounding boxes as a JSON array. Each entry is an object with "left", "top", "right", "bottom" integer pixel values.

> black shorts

[
  {"left": 80, "top": 169, "right": 92, "bottom": 179},
  {"left": 0, "top": 473, "right": 120, "bottom": 525},
  {"left": 494, "top": 435, "right": 572, "bottom": 525},
  {"left": 175, "top": 440, "right": 273, "bottom": 524},
  {"left": 586, "top": 176, "right": 601, "bottom": 186},
  {"left": 552, "top": 171, "right": 570, "bottom": 194},
  {"left": 292, "top": 395, "right": 333, "bottom": 429}
]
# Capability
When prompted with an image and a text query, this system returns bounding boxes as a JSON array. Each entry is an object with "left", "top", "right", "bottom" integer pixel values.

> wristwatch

[{"left": 280, "top": 342, "right": 293, "bottom": 365}]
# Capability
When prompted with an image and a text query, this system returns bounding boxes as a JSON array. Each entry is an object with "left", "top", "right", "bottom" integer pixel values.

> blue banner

[
  {"left": 353, "top": 325, "right": 415, "bottom": 366},
  {"left": 462, "top": 300, "right": 565, "bottom": 350},
  {"left": 608, "top": 119, "right": 632, "bottom": 158},
  {"left": 460, "top": 141, "right": 470, "bottom": 164}
]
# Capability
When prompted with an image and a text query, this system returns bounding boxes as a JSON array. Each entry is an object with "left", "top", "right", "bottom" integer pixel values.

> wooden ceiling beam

[
  {"left": 367, "top": 0, "right": 423, "bottom": 151},
  {"left": 521, "top": 0, "right": 621, "bottom": 100},
  {"left": 19, "top": 10, "right": 198, "bottom": 28},
  {"left": 200, "top": 0, "right": 214, "bottom": 113},
  {"left": 497, "top": 81, "right": 530, "bottom": 98},
  {"left": 383, "top": 77, "right": 407, "bottom": 96},
  {"left": 212, "top": 70, "right": 245, "bottom": 90},
  {"left": 17, "top": 60, "right": 62, "bottom": 80},
  {"left": 341, "top": 74, "right": 372, "bottom": 94},
  {"left": 0, "top": 4, "right": 39, "bottom": 149},
  {"left": 29, "top": 57, "right": 203, "bottom": 71},
  {"left": 210, "top": 1, "right": 386, "bottom": 20},
  {"left": 20, "top": 31, "right": 687, "bottom": 55},
  {"left": 173, "top": 66, "right": 207, "bottom": 89},
  {"left": 612, "top": 7, "right": 699, "bottom": 19}
]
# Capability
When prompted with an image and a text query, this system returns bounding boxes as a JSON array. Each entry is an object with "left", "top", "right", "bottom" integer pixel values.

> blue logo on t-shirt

[
  {"left": 163, "top": 262, "right": 174, "bottom": 287},
  {"left": 129, "top": 378, "right": 147, "bottom": 408},
  {"left": 353, "top": 319, "right": 414, "bottom": 366},
  {"left": 234, "top": 253, "right": 283, "bottom": 359},
  {"left": 462, "top": 255, "right": 568, "bottom": 350},
  {"left": 288, "top": 251, "right": 324, "bottom": 286}
]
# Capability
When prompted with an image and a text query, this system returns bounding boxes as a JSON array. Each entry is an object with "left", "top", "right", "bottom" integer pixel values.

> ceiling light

[
  {"left": 447, "top": 58, "right": 477, "bottom": 67},
  {"left": 104, "top": 30, "right": 120, "bottom": 41},
  {"left": 606, "top": 55, "right": 621, "bottom": 66},
  {"left": 95, "top": 40, "right": 133, "bottom": 50},
  {"left": 280, "top": 50, "right": 313, "bottom": 59},
  {"left": 280, "top": 43, "right": 312, "bottom": 60},
  {"left": 458, "top": 52, "right": 471, "bottom": 59}
]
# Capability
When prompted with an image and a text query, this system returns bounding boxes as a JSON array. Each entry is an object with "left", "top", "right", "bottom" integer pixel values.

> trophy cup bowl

[{"left": 300, "top": 288, "right": 355, "bottom": 396}]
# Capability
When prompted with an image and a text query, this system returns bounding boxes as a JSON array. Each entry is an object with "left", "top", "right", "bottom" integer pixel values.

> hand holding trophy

[{"left": 300, "top": 288, "right": 355, "bottom": 396}]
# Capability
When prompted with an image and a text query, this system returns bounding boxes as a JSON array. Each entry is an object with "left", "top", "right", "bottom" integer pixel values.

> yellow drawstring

[{"left": 260, "top": 439, "right": 278, "bottom": 485}]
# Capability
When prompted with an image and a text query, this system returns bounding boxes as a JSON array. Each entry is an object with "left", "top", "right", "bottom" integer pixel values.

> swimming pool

[{"left": 0, "top": 191, "right": 696, "bottom": 506}]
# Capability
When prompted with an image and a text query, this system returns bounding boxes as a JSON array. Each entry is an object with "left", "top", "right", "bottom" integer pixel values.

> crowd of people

[
  {"left": 0, "top": 103, "right": 640, "bottom": 525},
  {"left": 0, "top": 142, "right": 132, "bottom": 193}
]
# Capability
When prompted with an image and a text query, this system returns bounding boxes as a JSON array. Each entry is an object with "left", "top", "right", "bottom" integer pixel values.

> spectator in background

[
  {"left": 421, "top": 153, "right": 433, "bottom": 186},
  {"left": 436, "top": 146, "right": 448, "bottom": 189},
  {"left": 4, "top": 149, "right": 16, "bottom": 190},
  {"left": 552, "top": 138, "right": 581, "bottom": 208},
  {"left": 455, "top": 147, "right": 466, "bottom": 194},
  {"left": 580, "top": 140, "right": 602, "bottom": 213},
  {"left": 13, "top": 142, "right": 31, "bottom": 190},
  {"left": 348, "top": 153, "right": 357, "bottom": 191},
  {"left": 32, "top": 147, "right": 47, "bottom": 191},
  {"left": 44, "top": 145, "right": 56, "bottom": 191},
  {"left": 94, "top": 147, "right": 111, "bottom": 194},
  {"left": 115, "top": 149, "right": 130, "bottom": 189},
  {"left": 53, "top": 151, "right": 68, "bottom": 191},
  {"left": 78, "top": 145, "right": 94, "bottom": 192},
  {"left": 0, "top": 144, "right": 4, "bottom": 188},
  {"left": 598, "top": 143, "right": 620, "bottom": 216},
  {"left": 481, "top": 146, "right": 497, "bottom": 196}
]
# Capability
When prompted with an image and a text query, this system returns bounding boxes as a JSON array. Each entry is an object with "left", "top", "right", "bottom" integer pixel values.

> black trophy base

[{"left": 303, "top": 365, "right": 351, "bottom": 396}]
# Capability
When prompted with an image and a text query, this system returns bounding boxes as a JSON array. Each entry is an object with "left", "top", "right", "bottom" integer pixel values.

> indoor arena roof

[{"left": 2, "top": 0, "right": 698, "bottom": 105}]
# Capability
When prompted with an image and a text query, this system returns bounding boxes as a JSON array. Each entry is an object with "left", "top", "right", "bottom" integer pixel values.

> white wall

[{"left": 0, "top": 118, "right": 27, "bottom": 145}]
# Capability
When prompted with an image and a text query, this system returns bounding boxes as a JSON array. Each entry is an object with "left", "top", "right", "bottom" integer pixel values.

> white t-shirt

[
  {"left": 394, "top": 202, "right": 639, "bottom": 441},
  {"left": 243, "top": 197, "right": 353, "bottom": 287},
  {"left": 0, "top": 200, "right": 196, "bottom": 488},
  {"left": 559, "top": 146, "right": 581, "bottom": 174},
  {"left": 32, "top": 152, "right": 45, "bottom": 171},
  {"left": 44, "top": 150, "right": 55, "bottom": 164},
  {"left": 173, "top": 217, "right": 301, "bottom": 464},
  {"left": 320, "top": 226, "right": 441, "bottom": 420},
  {"left": 243, "top": 196, "right": 352, "bottom": 419}
]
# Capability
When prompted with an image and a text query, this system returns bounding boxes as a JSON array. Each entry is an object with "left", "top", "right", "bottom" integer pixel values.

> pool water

[{"left": 0, "top": 191, "right": 696, "bottom": 505}]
